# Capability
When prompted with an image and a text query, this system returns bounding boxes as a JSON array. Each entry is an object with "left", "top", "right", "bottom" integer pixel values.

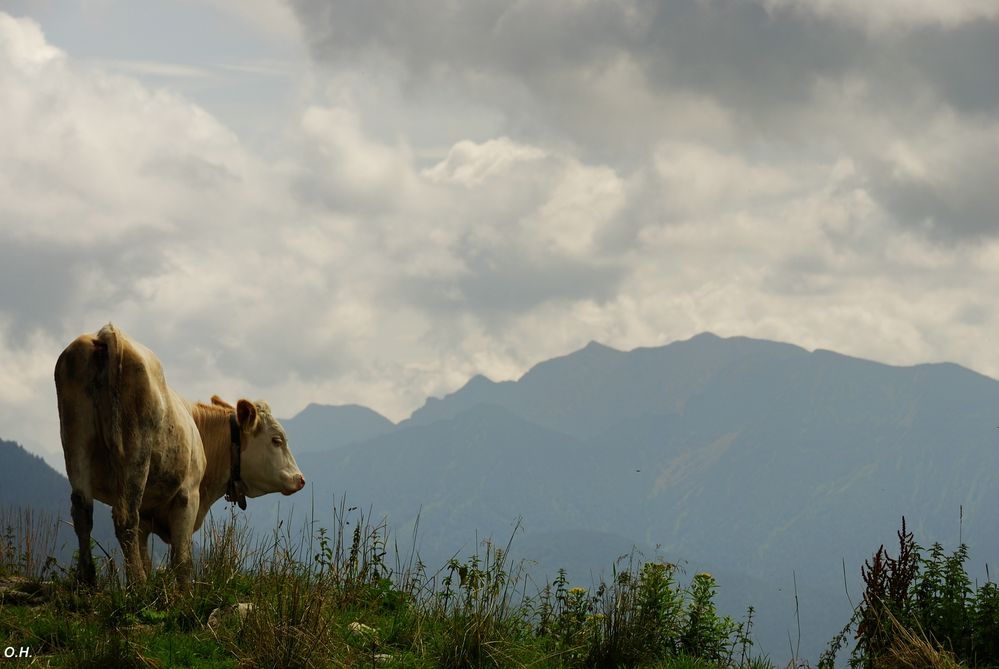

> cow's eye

[{"left": 271, "top": 436, "right": 284, "bottom": 446}]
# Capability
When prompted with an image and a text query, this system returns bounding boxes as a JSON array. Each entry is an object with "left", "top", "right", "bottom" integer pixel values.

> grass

[
  {"left": 8, "top": 504, "right": 998, "bottom": 669},
  {"left": 0, "top": 499, "right": 773, "bottom": 668}
]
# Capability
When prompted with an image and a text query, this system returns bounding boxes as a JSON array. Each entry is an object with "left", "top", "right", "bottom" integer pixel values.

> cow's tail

[{"left": 95, "top": 323, "right": 126, "bottom": 462}]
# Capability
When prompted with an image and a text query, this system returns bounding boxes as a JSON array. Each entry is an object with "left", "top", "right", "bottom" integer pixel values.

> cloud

[
  {"left": 0, "top": 13, "right": 634, "bottom": 462},
  {"left": 91, "top": 59, "right": 213, "bottom": 79},
  {"left": 423, "top": 137, "right": 546, "bottom": 187},
  {"left": 0, "top": 13, "right": 313, "bottom": 457},
  {"left": 204, "top": 0, "right": 301, "bottom": 43},
  {"left": 761, "top": 0, "right": 999, "bottom": 31},
  {"left": 3, "top": 5, "right": 999, "bottom": 472},
  {"left": 289, "top": 0, "right": 999, "bottom": 242},
  {"left": 293, "top": 105, "right": 418, "bottom": 213}
]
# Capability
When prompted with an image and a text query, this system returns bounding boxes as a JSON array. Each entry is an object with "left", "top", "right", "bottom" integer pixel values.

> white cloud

[
  {"left": 91, "top": 59, "right": 213, "bottom": 79},
  {"left": 0, "top": 13, "right": 60, "bottom": 69},
  {"left": 524, "top": 161, "right": 626, "bottom": 257},
  {"left": 3, "top": 5, "right": 999, "bottom": 474},
  {"left": 423, "top": 137, "right": 546, "bottom": 187},
  {"left": 649, "top": 142, "right": 796, "bottom": 219},
  {"left": 298, "top": 105, "right": 417, "bottom": 209},
  {"left": 0, "top": 16, "right": 252, "bottom": 245}
]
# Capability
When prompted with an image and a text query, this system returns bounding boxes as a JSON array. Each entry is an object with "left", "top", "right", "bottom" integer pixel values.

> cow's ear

[
  {"left": 236, "top": 399, "right": 258, "bottom": 434},
  {"left": 211, "top": 395, "right": 235, "bottom": 410}
]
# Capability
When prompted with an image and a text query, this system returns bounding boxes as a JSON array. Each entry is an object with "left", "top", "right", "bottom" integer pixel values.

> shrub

[{"left": 824, "top": 516, "right": 999, "bottom": 669}]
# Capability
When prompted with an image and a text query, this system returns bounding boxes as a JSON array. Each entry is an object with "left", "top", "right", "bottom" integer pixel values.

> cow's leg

[
  {"left": 138, "top": 521, "right": 153, "bottom": 578},
  {"left": 63, "top": 436, "right": 98, "bottom": 586},
  {"left": 69, "top": 488, "right": 96, "bottom": 585},
  {"left": 166, "top": 488, "right": 199, "bottom": 590},
  {"left": 111, "top": 454, "right": 150, "bottom": 585},
  {"left": 58, "top": 390, "right": 99, "bottom": 585}
]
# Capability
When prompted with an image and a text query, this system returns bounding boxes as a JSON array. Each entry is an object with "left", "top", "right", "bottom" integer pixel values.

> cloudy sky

[{"left": 2, "top": 1, "right": 998, "bottom": 469}]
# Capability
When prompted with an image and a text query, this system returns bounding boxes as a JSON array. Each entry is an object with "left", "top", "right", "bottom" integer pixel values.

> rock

[
  {"left": 348, "top": 621, "right": 378, "bottom": 639},
  {"left": 207, "top": 602, "right": 254, "bottom": 629},
  {"left": 0, "top": 576, "right": 53, "bottom": 605}
]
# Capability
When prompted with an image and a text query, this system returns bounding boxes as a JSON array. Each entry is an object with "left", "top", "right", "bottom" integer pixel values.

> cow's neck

[{"left": 190, "top": 403, "right": 241, "bottom": 526}]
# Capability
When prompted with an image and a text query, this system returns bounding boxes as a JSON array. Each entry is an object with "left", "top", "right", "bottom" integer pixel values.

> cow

[{"left": 54, "top": 323, "right": 305, "bottom": 587}]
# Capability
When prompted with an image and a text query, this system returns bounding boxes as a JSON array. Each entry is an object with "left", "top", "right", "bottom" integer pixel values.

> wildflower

[{"left": 569, "top": 587, "right": 587, "bottom": 596}]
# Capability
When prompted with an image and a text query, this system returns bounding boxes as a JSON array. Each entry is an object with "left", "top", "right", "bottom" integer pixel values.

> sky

[{"left": 2, "top": 0, "right": 998, "bottom": 470}]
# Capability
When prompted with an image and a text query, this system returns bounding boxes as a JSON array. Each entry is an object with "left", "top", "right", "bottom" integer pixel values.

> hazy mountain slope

[
  {"left": 404, "top": 334, "right": 813, "bottom": 438},
  {"left": 0, "top": 437, "right": 117, "bottom": 564},
  {"left": 277, "top": 404, "right": 591, "bottom": 557},
  {"left": 288, "top": 333, "right": 999, "bottom": 660},
  {"left": 282, "top": 403, "right": 395, "bottom": 453},
  {"left": 6, "top": 333, "right": 999, "bottom": 661},
  {"left": 0, "top": 438, "right": 71, "bottom": 513}
]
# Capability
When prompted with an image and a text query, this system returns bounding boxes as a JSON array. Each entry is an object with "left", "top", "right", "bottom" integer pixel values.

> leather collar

[{"left": 225, "top": 413, "right": 247, "bottom": 510}]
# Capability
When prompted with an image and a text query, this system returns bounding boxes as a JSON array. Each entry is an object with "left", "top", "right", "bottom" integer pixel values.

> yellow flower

[{"left": 569, "top": 587, "right": 587, "bottom": 596}]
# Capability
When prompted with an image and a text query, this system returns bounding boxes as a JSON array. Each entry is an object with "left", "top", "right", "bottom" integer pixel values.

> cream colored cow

[{"left": 54, "top": 323, "right": 305, "bottom": 586}]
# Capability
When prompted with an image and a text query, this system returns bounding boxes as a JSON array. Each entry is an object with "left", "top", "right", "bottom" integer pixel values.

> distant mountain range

[
  {"left": 4, "top": 332, "right": 998, "bottom": 662},
  {"left": 283, "top": 403, "right": 395, "bottom": 453},
  {"left": 0, "top": 438, "right": 117, "bottom": 567}
]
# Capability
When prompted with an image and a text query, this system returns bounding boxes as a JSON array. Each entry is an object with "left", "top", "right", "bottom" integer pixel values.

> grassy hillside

[
  {"left": 1, "top": 503, "right": 770, "bottom": 669},
  {"left": 3, "top": 505, "right": 998, "bottom": 668},
  {"left": 7, "top": 332, "right": 999, "bottom": 663}
]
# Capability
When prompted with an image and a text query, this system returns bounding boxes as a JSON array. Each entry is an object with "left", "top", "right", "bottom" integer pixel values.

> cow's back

[{"left": 55, "top": 324, "right": 202, "bottom": 508}]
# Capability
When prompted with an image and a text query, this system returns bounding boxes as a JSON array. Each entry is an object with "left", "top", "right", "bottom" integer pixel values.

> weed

[
  {"left": 0, "top": 506, "right": 61, "bottom": 580},
  {"left": 824, "top": 516, "right": 999, "bottom": 669}
]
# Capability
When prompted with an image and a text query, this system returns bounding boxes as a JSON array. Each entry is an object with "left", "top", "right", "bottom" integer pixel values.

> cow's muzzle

[{"left": 283, "top": 474, "right": 306, "bottom": 495}]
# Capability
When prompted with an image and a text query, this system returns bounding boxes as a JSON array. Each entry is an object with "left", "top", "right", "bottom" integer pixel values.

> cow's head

[{"left": 235, "top": 399, "right": 305, "bottom": 498}]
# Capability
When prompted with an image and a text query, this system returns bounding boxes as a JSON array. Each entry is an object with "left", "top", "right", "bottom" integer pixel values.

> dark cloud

[
  {"left": 140, "top": 153, "right": 242, "bottom": 191},
  {"left": 289, "top": 1, "right": 636, "bottom": 77},
  {"left": 865, "top": 146, "right": 999, "bottom": 240},
  {"left": 640, "top": 2, "right": 860, "bottom": 116},
  {"left": 289, "top": 0, "right": 999, "bottom": 240},
  {"left": 399, "top": 241, "right": 625, "bottom": 319},
  {"left": 761, "top": 253, "right": 840, "bottom": 297},
  {"left": 907, "top": 21, "right": 999, "bottom": 114},
  {"left": 0, "top": 231, "right": 170, "bottom": 344},
  {"left": 290, "top": 0, "right": 999, "bottom": 118},
  {"left": 289, "top": 0, "right": 862, "bottom": 144}
]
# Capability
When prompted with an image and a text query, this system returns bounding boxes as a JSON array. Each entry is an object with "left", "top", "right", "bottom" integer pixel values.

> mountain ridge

[{"left": 4, "top": 332, "right": 998, "bottom": 661}]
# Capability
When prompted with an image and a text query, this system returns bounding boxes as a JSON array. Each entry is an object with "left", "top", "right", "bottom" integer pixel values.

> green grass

[
  {"left": 0, "top": 501, "right": 771, "bottom": 668},
  {"left": 9, "top": 507, "right": 996, "bottom": 668}
]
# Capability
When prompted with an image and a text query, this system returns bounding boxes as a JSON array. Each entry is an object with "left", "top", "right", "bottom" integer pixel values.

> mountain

[
  {"left": 5, "top": 333, "right": 999, "bottom": 661},
  {"left": 270, "top": 403, "right": 592, "bottom": 554},
  {"left": 282, "top": 403, "right": 394, "bottom": 453},
  {"left": 0, "top": 438, "right": 117, "bottom": 566},
  {"left": 257, "top": 333, "right": 999, "bottom": 660},
  {"left": 0, "top": 438, "right": 71, "bottom": 513},
  {"left": 0, "top": 439, "right": 69, "bottom": 515}
]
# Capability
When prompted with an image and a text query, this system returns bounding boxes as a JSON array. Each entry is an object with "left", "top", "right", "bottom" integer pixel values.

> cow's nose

[{"left": 295, "top": 474, "right": 305, "bottom": 491}]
